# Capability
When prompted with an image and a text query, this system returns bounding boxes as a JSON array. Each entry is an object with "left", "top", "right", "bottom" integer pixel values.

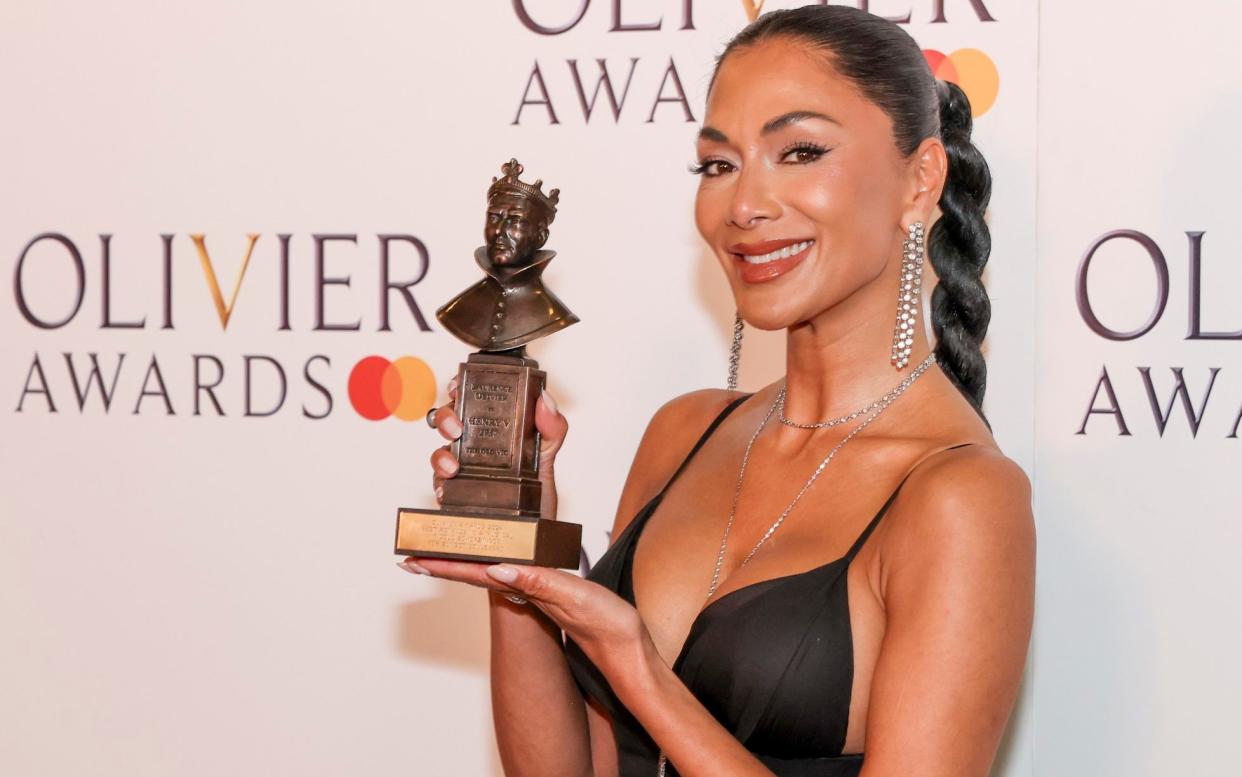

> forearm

[
  {"left": 609, "top": 637, "right": 774, "bottom": 777},
  {"left": 489, "top": 591, "right": 593, "bottom": 777}
]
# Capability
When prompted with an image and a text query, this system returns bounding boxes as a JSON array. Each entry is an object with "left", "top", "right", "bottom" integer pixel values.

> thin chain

[
  {"left": 656, "top": 351, "right": 938, "bottom": 777},
  {"left": 777, "top": 357, "right": 936, "bottom": 429}
]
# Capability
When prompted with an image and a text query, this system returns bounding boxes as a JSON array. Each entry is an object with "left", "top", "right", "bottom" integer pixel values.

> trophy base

[{"left": 394, "top": 507, "right": 582, "bottom": 569}]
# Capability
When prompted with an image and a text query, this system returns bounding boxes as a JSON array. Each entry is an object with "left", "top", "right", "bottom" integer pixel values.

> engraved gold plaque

[{"left": 395, "top": 508, "right": 581, "bottom": 567}]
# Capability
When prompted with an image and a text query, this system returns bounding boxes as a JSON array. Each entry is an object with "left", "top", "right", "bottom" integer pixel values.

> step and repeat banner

[{"left": 0, "top": 2, "right": 1232, "bottom": 775}]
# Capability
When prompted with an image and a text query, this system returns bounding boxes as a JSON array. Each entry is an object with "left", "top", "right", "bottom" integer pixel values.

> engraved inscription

[
  {"left": 458, "top": 367, "right": 522, "bottom": 469},
  {"left": 398, "top": 511, "right": 537, "bottom": 559}
]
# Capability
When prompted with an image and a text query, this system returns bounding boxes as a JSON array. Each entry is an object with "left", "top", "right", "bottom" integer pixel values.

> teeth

[{"left": 743, "top": 240, "right": 813, "bottom": 265}]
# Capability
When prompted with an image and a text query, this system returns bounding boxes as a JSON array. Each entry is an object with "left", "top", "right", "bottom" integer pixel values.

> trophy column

[{"left": 395, "top": 354, "right": 581, "bottom": 569}]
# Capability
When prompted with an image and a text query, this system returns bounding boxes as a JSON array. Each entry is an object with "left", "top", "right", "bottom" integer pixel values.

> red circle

[{"left": 349, "top": 356, "right": 394, "bottom": 420}]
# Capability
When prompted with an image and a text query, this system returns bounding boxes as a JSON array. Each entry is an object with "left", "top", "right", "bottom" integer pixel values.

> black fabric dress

[{"left": 564, "top": 394, "right": 974, "bottom": 776}]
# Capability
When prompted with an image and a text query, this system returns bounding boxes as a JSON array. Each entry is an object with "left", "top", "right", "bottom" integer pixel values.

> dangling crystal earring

[
  {"left": 727, "top": 311, "right": 744, "bottom": 391},
  {"left": 891, "top": 221, "right": 924, "bottom": 370}
]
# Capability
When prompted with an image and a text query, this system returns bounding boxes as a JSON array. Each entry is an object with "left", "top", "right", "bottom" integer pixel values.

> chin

[{"left": 734, "top": 301, "right": 803, "bottom": 332}]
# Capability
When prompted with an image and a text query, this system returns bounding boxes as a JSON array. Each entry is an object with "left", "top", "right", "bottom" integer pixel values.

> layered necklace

[{"left": 655, "top": 351, "right": 938, "bottom": 777}]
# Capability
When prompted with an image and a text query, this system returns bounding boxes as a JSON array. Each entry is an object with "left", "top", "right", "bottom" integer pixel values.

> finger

[
  {"left": 432, "top": 404, "right": 463, "bottom": 442},
  {"left": 431, "top": 445, "right": 459, "bottom": 479},
  {"left": 486, "top": 563, "right": 581, "bottom": 609},
  {"left": 397, "top": 556, "right": 518, "bottom": 592},
  {"left": 535, "top": 389, "right": 569, "bottom": 461},
  {"left": 534, "top": 390, "right": 568, "bottom": 519},
  {"left": 447, "top": 375, "right": 458, "bottom": 401},
  {"left": 431, "top": 474, "right": 444, "bottom": 504}
]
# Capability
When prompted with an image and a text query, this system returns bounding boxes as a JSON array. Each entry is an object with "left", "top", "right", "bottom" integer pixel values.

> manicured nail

[
  {"left": 541, "top": 389, "right": 558, "bottom": 416},
  {"left": 447, "top": 377, "right": 458, "bottom": 394},
  {"left": 398, "top": 559, "right": 430, "bottom": 576},
  {"left": 487, "top": 564, "right": 519, "bottom": 584},
  {"left": 434, "top": 485, "right": 443, "bottom": 503},
  {"left": 438, "top": 455, "right": 458, "bottom": 476},
  {"left": 442, "top": 415, "right": 463, "bottom": 439}
]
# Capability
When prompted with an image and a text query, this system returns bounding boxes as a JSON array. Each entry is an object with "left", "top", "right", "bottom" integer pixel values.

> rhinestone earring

[
  {"left": 727, "top": 311, "right": 744, "bottom": 391},
  {"left": 891, "top": 221, "right": 924, "bottom": 370}
]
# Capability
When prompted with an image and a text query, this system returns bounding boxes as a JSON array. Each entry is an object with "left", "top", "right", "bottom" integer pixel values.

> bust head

[{"left": 484, "top": 158, "right": 560, "bottom": 268}]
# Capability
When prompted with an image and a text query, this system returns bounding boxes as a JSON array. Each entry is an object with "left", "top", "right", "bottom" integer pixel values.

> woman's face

[{"left": 694, "top": 38, "right": 930, "bottom": 331}]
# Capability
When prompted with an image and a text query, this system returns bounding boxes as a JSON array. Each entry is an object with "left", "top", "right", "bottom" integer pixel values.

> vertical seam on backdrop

[{"left": 1029, "top": 1, "right": 1044, "bottom": 776}]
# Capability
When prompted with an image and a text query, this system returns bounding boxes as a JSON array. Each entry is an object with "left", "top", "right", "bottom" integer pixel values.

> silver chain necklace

[
  {"left": 655, "top": 351, "right": 938, "bottom": 777},
  {"left": 776, "top": 360, "right": 934, "bottom": 429}
]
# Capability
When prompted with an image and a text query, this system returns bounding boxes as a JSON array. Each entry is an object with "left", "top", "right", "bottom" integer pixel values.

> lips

[{"left": 728, "top": 238, "right": 815, "bottom": 284}]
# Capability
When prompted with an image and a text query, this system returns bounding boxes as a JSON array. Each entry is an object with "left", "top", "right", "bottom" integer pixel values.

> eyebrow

[{"left": 697, "top": 110, "right": 840, "bottom": 143}]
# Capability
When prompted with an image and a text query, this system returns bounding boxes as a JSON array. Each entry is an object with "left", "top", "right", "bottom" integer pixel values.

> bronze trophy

[{"left": 394, "top": 159, "right": 582, "bottom": 569}]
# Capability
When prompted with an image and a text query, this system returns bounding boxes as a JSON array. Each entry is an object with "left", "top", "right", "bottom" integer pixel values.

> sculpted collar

[{"left": 473, "top": 246, "right": 556, "bottom": 290}]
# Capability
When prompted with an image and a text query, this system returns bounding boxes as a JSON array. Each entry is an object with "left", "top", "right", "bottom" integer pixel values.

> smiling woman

[{"left": 400, "top": 5, "right": 1033, "bottom": 777}]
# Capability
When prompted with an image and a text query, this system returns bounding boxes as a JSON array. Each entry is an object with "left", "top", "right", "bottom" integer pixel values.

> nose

[{"left": 726, "top": 164, "right": 780, "bottom": 229}]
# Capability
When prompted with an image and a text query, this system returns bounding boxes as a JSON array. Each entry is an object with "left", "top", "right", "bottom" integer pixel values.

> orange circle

[
  {"left": 390, "top": 356, "right": 437, "bottom": 422},
  {"left": 924, "top": 48, "right": 999, "bottom": 118},
  {"left": 948, "top": 48, "right": 999, "bottom": 117}
]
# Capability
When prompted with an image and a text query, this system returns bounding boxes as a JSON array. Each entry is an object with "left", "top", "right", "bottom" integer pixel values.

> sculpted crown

[{"left": 487, "top": 158, "right": 560, "bottom": 219}]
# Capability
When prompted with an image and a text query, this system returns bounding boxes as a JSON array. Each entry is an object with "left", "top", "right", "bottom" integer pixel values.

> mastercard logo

[
  {"left": 924, "top": 48, "right": 999, "bottom": 117},
  {"left": 348, "top": 355, "right": 437, "bottom": 422}
]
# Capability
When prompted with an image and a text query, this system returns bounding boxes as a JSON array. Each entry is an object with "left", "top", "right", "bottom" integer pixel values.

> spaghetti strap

[
  {"left": 659, "top": 393, "right": 752, "bottom": 496},
  {"left": 844, "top": 441, "right": 977, "bottom": 561}
]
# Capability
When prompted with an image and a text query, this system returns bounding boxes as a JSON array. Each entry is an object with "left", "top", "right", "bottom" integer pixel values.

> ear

[
  {"left": 901, "top": 137, "right": 948, "bottom": 231},
  {"left": 534, "top": 227, "right": 549, "bottom": 249}
]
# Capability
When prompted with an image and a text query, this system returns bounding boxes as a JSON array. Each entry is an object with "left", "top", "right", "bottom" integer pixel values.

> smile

[
  {"left": 740, "top": 239, "right": 814, "bottom": 264},
  {"left": 730, "top": 238, "right": 816, "bottom": 284}
]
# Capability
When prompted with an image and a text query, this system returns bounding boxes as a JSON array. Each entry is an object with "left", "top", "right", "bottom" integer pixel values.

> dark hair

[{"left": 711, "top": 6, "right": 993, "bottom": 426}]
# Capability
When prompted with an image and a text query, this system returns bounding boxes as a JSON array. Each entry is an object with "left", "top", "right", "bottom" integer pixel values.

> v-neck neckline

[{"left": 625, "top": 491, "right": 861, "bottom": 670}]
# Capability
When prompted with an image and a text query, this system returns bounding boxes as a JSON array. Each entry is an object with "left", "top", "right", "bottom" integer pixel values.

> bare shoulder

[
  {"left": 861, "top": 444, "right": 1036, "bottom": 772},
  {"left": 608, "top": 388, "right": 746, "bottom": 539},
  {"left": 880, "top": 444, "right": 1035, "bottom": 594}
]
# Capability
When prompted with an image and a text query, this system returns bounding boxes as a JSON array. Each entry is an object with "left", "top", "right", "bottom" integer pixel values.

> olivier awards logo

[
  {"left": 1075, "top": 229, "right": 1242, "bottom": 439},
  {"left": 11, "top": 232, "right": 439, "bottom": 423},
  {"left": 508, "top": 0, "right": 1000, "bottom": 126}
]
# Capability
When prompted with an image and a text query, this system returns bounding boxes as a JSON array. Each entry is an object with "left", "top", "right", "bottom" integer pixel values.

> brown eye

[
  {"left": 689, "top": 159, "right": 735, "bottom": 177},
  {"left": 780, "top": 143, "right": 830, "bottom": 164}
]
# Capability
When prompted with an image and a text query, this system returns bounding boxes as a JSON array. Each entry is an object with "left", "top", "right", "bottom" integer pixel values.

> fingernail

[
  {"left": 447, "top": 377, "right": 458, "bottom": 394},
  {"left": 487, "top": 564, "right": 519, "bottom": 583},
  {"left": 439, "top": 456, "right": 459, "bottom": 476},
  {"left": 434, "top": 485, "right": 444, "bottom": 503},
  {"left": 398, "top": 559, "right": 430, "bottom": 576},
  {"left": 541, "top": 389, "right": 558, "bottom": 416},
  {"left": 442, "top": 416, "right": 463, "bottom": 439}
]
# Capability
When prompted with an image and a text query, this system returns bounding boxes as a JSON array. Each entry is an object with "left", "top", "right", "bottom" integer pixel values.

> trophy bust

[
  {"left": 394, "top": 158, "right": 582, "bottom": 569},
  {"left": 437, "top": 158, "right": 579, "bottom": 351}
]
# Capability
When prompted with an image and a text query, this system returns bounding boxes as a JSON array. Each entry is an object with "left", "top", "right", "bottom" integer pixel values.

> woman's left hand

[{"left": 399, "top": 557, "right": 649, "bottom": 673}]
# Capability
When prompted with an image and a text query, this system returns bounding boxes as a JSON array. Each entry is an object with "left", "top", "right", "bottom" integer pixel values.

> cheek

[
  {"left": 693, "top": 185, "right": 721, "bottom": 241},
  {"left": 794, "top": 166, "right": 898, "bottom": 262}
]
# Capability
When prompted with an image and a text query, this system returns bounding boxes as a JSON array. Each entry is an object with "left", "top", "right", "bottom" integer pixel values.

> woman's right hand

[{"left": 430, "top": 376, "right": 570, "bottom": 521}]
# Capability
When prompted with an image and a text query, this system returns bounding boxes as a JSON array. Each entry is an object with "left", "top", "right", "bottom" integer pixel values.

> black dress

[{"left": 564, "top": 394, "right": 974, "bottom": 776}]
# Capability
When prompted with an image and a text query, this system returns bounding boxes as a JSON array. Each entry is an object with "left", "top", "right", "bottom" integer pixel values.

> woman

[{"left": 400, "top": 6, "right": 1035, "bottom": 776}]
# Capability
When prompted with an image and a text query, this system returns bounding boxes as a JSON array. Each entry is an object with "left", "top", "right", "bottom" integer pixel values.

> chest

[
  {"left": 629, "top": 442, "right": 891, "bottom": 661},
  {"left": 616, "top": 495, "right": 886, "bottom": 758}
]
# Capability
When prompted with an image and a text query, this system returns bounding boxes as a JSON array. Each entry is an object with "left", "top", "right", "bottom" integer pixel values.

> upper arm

[
  {"left": 607, "top": 389, "right": 742, "bottom": 543},
  {"left": 860, "top": 449, "right": 1036, "bottom": 777}
]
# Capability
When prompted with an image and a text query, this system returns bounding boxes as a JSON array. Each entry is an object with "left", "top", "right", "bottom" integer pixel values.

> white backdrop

[{"left": 0, "top": 1, "right": 1232, "bottom": 775}]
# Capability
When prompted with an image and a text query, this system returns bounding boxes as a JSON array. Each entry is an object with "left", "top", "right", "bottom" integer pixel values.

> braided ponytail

[{"left": 929, "top": 80, "right": 993, "bottom": 426}]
